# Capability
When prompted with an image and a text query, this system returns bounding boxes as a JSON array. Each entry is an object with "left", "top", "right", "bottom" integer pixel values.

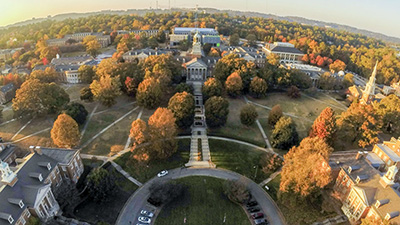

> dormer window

[
  {"left": 375, "top": 199, "right": 389, "bottom": 208},
  {"left": 47, "top": 163, "right": 51, "bottom": 170},
  {"left": 18, "top": 200, "right": 24, "bottom": 208},
  {"left": 7, "top": 215, "right": 13, "bottom": 224}
]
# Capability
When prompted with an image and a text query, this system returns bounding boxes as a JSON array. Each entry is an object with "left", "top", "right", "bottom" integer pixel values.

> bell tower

[
  {"left": 380, "top": 165, "right": 398, "bottom": 188},
  {"left": 0, "top": 160, "right": 18, "bottom": 186}
]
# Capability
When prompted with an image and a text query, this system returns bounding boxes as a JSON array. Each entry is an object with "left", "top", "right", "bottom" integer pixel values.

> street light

[{"left": 253, "top": 165, "right": 258, "bottom": 180}]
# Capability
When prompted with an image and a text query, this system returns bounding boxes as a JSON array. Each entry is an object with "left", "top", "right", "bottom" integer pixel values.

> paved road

[{"left": 116, "top": 168, "right": 287, "bottom": 225}]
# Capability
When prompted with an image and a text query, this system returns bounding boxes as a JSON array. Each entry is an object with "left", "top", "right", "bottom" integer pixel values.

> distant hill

[{"left": 1, "top": 7, "right": 400, "bottom": 44}]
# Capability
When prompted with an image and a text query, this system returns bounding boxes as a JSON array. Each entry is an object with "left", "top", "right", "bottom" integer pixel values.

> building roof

[
  {"left": 124, "top": 48, "right": 171, "bottom": 57},
  {"left": 51, "top": 56, "right": 93, "bottom": 66},
  {"left": 174, "top": 27, "right": 218, "bottom": 35},
  {"left": 0, "top": 145, "right": 16, "bottom": 162},
  {"left": 0, "top": 83, "right": 14, "bottom": 93},
  {"left": 184, "top": 58, "right": 208, "bottom": 68},
  {"left": 376, "top": 144, "right": 400, "bottom": 162},
  {"left": 269, "top": 45, "right": 304, "bottom": 55},
  {"left": 41, "top": 148, "right": 77, "bottom": 165}
]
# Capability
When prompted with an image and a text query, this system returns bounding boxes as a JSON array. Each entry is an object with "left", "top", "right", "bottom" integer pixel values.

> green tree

[
  {"left": 205, "top": 96, "right": 229, "bottom": 128},
  {"left": 168, "top": 92, "right": 195, "bottom": 128},
  {"left": 240, "top": 104, "right": 258, "bottom": 126},
  {"left": 80, "top": 87, "right": 94, "bottom": 102},
  {"left": 342, "top": 73, "right": 354, "bottom": 88},
  {"left": 90, "top": 75, "right": 122, "bottom": 107},
  {"left": 78, "top": 65, "right": 96, "bottom": 84},
  {"left": 266, "top": 54, "right": 280, "bottom": 66},
  {"left": 83, "top": 35, "right": 101, "bottom": 57},
  {"left": 246, "top": 34, "right": 257, "bottom": 47},
  {"left": 225, "top": 72, "right": 243, "bottom": 97},
  {"left": 136, "top": 77, "right": 162, "bottom": 109},
  {"left": 51, "top": 113, "right": 80, "bottom": 148},
  {"left": 175, "top": 83, "right": 194, "bottom": 94},
  {"left": 86, "top": 168, "right": 116, "bottom": 202},
  {"left": 223, "top": 179, "right": 250, "bottom": 204},
  {"left": 280, "top": 137, "right": 333, "bottom": 196},
  {"left": 29, "top": 67, "right": 59, "bottom": 83},
  {"left": 62, "top": 102, "right": 88, "bottom": 126},
  {"left": 250, "top": 77, "right": 268, "bottom": 98},
  {"left": 202, "top": 78, "right": 223, "bottom": 101},
  {"left": 229, "top": 34, "right": 240, "bottom": 46},
  {"left": 309, "top": 107, "right": 336, "bottom": 145},
  {"left": 268, "top": 105, "right": 283, "bottom": 126},
  {"left": 271, "top": 116, "right": 299, "bottom": 150},
  {"left": 148, "top": 181, "right": 185, "bottom": 207},
  {"left": 374, "top": 94, "right": 400, "bottom": 136}
]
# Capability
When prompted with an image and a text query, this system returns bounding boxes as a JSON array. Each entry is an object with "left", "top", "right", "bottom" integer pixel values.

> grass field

[
  {"left": 208, "top": 97, "right": 265, "bottom": 146},
  {"left": 114, "top": 139, "right": 190, "bottom": 182},
  {"left": 266, "top": 175, "right": 340, "bottom": 225},
  {"left": 155, "top": 176, "right": 251, "bottom": 225},
  {"left": 209, "top": 139, "right": 271, "bottom": 183}
]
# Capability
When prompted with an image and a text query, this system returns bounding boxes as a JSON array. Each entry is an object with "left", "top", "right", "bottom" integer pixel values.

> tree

[
  {"left": 148, "top": 181, "right": 185, "bottom": 207},
  {"left": 62, "top": 102, "right": 88, "bottom": 126},
  {"left": 80, "top": 87, "right": 94, "bottom": 102},
  {"left": 95, "top": 58, "right": 118, "bottom": 79},
  {"left": 29, "top": 67, "right": 59, "bottom": 83},
  {"left": 280, "top": 137, "right": 333, "bottom": 196},
  {"left": 309, "top": 107, "right": 337, "bottom": 145},
  {"left": 205, "top": 96, "right": 229, "bottom": 128},
  {"left": 78, "top": 65, "right": 95, "bottom": 84},
  {"left": 240, "top": 104, "right": 258, "bottom": 126},
  {"left": 271, "top": 116, "right": 299, "bottom": 150},
  {"left": 90, "top": 75, "right": 122, "bottom": 107},
  {"left": 13, "top": 79, "right": 69, "bottom": 117},
  {"left": 136, "top": 78, "right": 162, "bottom": 109},
  {"left": 147, "top": 108, "right": 178, "bottom": 159},
  {"left": 202, "top": 78, "right": 223, "bottom": 101},
  {"left": 130, "top": 119, "right": 150, "bottom": 160},
  {"left": 319, "top": 72, "right": 338, "bottom": 90},
  {"left": 168, "top": 92, "right": 195, "bottom": 128},
  {"left": 86, "top": 168, "right": 116, "bottom": 203},
  {"left": 329, "top": 59, "right": 346, "bottom": 72},
  {"left": 51, "top": 113, "right": 80, "bottom": 148},
  {"left": 342, "top": 73, "right": 354, "bottom": 88},
  {"left": 267, "top": 54, "right": 280, "bottom": 66},
  {"left": 287, "top": 85, "right": 301, "bottom": 98},
  {"left": 223, "top": 179, "right": 250, "bottom": 204},
  {"left": 225, "top": 72, "right": 243, "bottom": 97},
  {"left": 250, "top": 77, "right": 268, "bottom": 98},
  {"left": 246, "top": 34, "right": 257, "bottom": 47},
  {"left": 83, "top": 35, "right": 101, "bottom": 57},
  {"left": 374, "top": 94, "right": 400, "bottom": 136},
  {"left": 53, "top": 181, "right": 80, "bottom": 213},
  {"left": 268, "top": 105, "right": 283, "bottom": 126},
  {"left": 337, "top": 102, "right": 381, "bottom": 148},
  {"left": 260, "top": 152, "right": 283, "bottom": 174},
  {"left": 175, "top": 83, "right": 194, "bottom": 94},
  {"left": 229, "top": 34, "right": 240, "bottom": 46}
]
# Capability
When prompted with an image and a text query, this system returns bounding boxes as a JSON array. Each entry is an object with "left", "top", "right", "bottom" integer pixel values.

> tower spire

[{"left": 361, "top": 61, "right": 378, "bottom": 104}]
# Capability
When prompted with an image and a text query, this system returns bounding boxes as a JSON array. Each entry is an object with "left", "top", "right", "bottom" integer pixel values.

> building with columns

[
  {"left": 262, "top": 42, "right": 304, "bottom": 64},
  {"left": 0, "top": 146, "right": 83, "bottom": 225},
  {"left": 183, "top": 58, "right": 209, "bottom": 82}
]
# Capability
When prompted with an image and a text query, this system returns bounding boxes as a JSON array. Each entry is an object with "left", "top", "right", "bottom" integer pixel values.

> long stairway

[{"left": 185, "top": 82, "right": 215, "bottom": 168}]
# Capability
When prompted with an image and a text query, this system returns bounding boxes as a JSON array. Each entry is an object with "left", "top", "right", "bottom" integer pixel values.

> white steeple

[
  {"left": 380, "top": 165, "right": 398, "bottom": 188},
  {"left": 364, "top": 61, "right": 378, "bottom": 96},
  {"left": 0, "top": 160, "right": 17, "bottom": 186}
]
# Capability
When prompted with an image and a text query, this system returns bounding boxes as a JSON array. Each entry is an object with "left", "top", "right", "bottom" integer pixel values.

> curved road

[{"left": 116, "top": 168, "right": 286, "bottom": 225}]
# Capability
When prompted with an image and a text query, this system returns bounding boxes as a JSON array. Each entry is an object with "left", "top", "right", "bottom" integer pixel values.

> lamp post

[{"left": 254, "top": 165, "right": 258, "bottom": 180}]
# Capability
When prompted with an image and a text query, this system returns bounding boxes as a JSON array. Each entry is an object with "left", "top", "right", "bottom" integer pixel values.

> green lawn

[
  {"left": 266, "top": 175, "right": 340, "bottom": 225},
  {"left": 208, "top": 97, "right": 265, "bottom": 146},
  {"left": 210, "top": 139, "right": 271, "bottom": 184},
  {"left": 114, "top": 139, "right": 190, "bottom": 182},
  {"left": 155, "top": 176, "right": 251, "bottom": 225}
]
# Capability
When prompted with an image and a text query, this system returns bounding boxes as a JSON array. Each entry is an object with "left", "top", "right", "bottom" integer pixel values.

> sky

[{"left": 0, "top": 0, "right": 399, "bottom": 38}]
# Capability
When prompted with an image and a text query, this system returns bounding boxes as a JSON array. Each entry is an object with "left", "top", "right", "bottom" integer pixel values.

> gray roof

[
  {"left": 51, "top": 56, "right": 93, "bottom": 66},
  {"left": 55, "top": 64, "right": 80, "bottom": 72},
  {"left": 270, "top": 45, "right": 304, "bottom": 55},
  {"left": 41, "top": 148, "right": 77, "bottom": 164},
  {"left": 0, "top": 83, "right": 14, "bottom": 93},
  {"left": 0, "top": 145, "right": 15, "bottom": 162},
  {"left": 0, "top": 153, "right": 58, "bottom": 225}
]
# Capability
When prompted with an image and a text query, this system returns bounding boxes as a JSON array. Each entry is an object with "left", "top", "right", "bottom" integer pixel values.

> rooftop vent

[
  {"left": 348, "top": 165, "right": 361, "bottom": 173},
  {"left": 29, "top": 172, "right": 43, "bottom": 182},
  {"left": 38, "top": 162, "right": 51, "bottom": 171},
  {"left": 356, "top": 175, "right": 369, "bottom": 183}
]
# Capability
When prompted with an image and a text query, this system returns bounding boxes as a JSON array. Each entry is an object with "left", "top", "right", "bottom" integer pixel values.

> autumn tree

[
  {"left": 267, "top": 54, "right": 280, "bottom": 66},
  {"left": 374, "top": 94, "right": 400, "bottom": 136},
  {"left": 78, "top": 65, "right": 96, "bottom": 84},
  {"left": 250, "top": 77, "right": 268, "bottom": 98},
  {"left": 229, "top": 34, "right": 240, "bottom": 46},
  {"left": 90, "top": 75, "right": 122, "bottom": 107},
  {"left": 287, "top": 85, "right": 301, "bottom": 98},
  {"left": 246, "top": 34, "right": 257, "bottom": 47},
  {"left": 95, "top": 58, "right": 119, "bottom": 79},
  {"left": 141, "top": 54, "right": 182, "bottom": 84},
  {"left": 62, "top": 102, "right": 88, "bottom": 126},
  {"left": 86, "top": 168, "right": 116, "bottom": 202},
  {"left": 205, "top": 96, "right": 229, "bottom": 128},
  {"left": 223, "top": 179, "right": 250, "bottom": 204},
  {"left": 342, "top": 73, "right": 354, "bottom": 88},
  {"left": 240, "top": 104, "right": 258, "bottom": 126},
  {"left": 136, "top": 77, "right": 162, "bottom": 109},
  {"left": 29, "top": 67, "right": 59, "bottom": 83},
  {"left": 329, "top": 59, "right": 346, "bottom": 72},
  {"left": 309, "top": 107, "right": 337, "bottom": 145},
  {"left": 80, "top": 87, "right": 94, "bottom": 102},
  {"left": 280, "top": 137, "right": 333, "bottom": 196},
  {"left": 268, "top": 105, "right": 283, "bottom": 126},
  {"left": 202, "top": 78, "right": 223, "bottom": 101},
  {"left": 130, "top": 119, "right": 150, "bottom": 161},
  {"left": 83, "top": 35, "right": 101, "bottom": 58},
  {"left": 271, "top": 116, "right": 299, "bottom": 150},
  {"left": 260, "top": 152, "right": 283, "bottom": 174},
  {"left": 213, "top": 54, "right": 255, "bottom": 87},
  {"left": 51, "top": 113, "right": 80, "bottom": 148},
  {"left": 337, "top": 102, "right": 381, "bottom": 148},
  {"left": 225, "top": 72, "right": 243, "bottom": 97},
  {"left": 13, "top": 79, "right": 69, "bottom": 117},
  {"left": 168, "top": 92, "right": 195, "bottom": 128}
]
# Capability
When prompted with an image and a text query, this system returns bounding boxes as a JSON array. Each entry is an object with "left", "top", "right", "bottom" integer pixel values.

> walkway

[
  {"left": 80, "top": 103, "right": 99, "bottom": 140},
  {"left": 259, "top": 170, "right": 281, "bottom": 186},
  {"left": 110, "top": 161, "right": 143, "bottom": 186},
  {"left": 115, "top": 168, "right": 287, "bottom": 225}
]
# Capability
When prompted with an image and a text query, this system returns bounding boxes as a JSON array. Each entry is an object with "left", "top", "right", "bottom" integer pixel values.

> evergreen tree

[
  {"left": 86, "top": 168, "right": 116, "bottom": 202},
  {"left": 271, "top": 116, "right": 299, "bottom": 150},
  {"left": 268, "top": 105, "right": 283, "bottom": 126},
  {"left": 62, "top": 102, "right": 88, "bottom": 126},
  {"left": 240, "top": 104, "right": 258, "bottom": 126}
]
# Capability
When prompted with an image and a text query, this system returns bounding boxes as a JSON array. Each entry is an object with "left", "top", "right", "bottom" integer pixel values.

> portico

[{"left": 184, "top": 58, "right": 208, "bottom": 82}]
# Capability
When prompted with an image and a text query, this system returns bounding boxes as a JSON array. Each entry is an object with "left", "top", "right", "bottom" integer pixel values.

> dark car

[
  {"left": 248, "top": 207, "right": 260, "bottom": 213},
  {"left": 246, "top": 201, "right": 257, "bottom": 207},
  {"left": 252, "top": 213, "right": 264, "bottom": 219}
]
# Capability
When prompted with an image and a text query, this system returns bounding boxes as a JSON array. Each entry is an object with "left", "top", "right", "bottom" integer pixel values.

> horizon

[{"left": 0, "top": 0, "right": 399, "bottom": 39}]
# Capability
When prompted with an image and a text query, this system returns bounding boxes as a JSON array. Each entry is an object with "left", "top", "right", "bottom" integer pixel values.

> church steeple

[
  {"left": 361, "top": 61, "right": 378, "bottom": 104},
  {"left": 0, "top": 160, "right": 18, "bottom": 186}
]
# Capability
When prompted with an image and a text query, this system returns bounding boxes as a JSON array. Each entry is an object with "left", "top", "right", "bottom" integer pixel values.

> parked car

[
  {"left": 140, "top": 210, "right": 154, "bottom": 218},
  {"left": 252, "top": 213, "right": 264, "bottom": 219},
  {"left": 138, "top": 217, "right": 151, "bottom": 224},
  {"left": 157, "top": 170, "right": 168, "bottom": 177},
  {"left": 248, "top": 207, "right": 260, "bottom": 213},
  {"left": 246, "top": 201, "right": 257, "bottom": 207},
  {"left": 254, "top": 218, "right": 267, "bottom": 225}
]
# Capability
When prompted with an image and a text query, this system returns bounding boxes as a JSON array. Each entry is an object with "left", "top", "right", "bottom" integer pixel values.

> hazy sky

[{"left": 1, "top": 0, "right": 399, "bottom": 38}]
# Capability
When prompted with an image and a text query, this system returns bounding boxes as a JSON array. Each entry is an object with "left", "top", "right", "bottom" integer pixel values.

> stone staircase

[{"left": 185, "top": 82, "right": 215, "bottom": 168}]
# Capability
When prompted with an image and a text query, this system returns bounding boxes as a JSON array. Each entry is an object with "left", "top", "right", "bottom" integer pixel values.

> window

[
  {"left": 47, "top": 163, "right": 51, "bottom": 170},
  {"left": 18, "top": 200, "right": 24, "bottom": 208},
  {"left": 62, "top": 167, "right": 67, "bottom": 172},
  {"left": 8, "top": 215, "right": 14, "bottom": 224},
  {"left": 56, "top": 167, "right": 60, "bottom": 174},
  {"left": 20, "top": 217, "right": 26, "bottom": 225},
  {"left": 25, "top": 210, "right": 30, "bottom": 218}
]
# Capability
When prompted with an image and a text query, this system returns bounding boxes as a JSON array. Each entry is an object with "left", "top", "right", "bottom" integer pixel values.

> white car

[
  {"left": 157, "top": 170, "right": 168, "bottom": 177},
  {"left": 140, "top": 210, "right": 154, "bottom": 218},
  {"left": 138, "top": 217, "right": 151, "bottom": 224}
]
